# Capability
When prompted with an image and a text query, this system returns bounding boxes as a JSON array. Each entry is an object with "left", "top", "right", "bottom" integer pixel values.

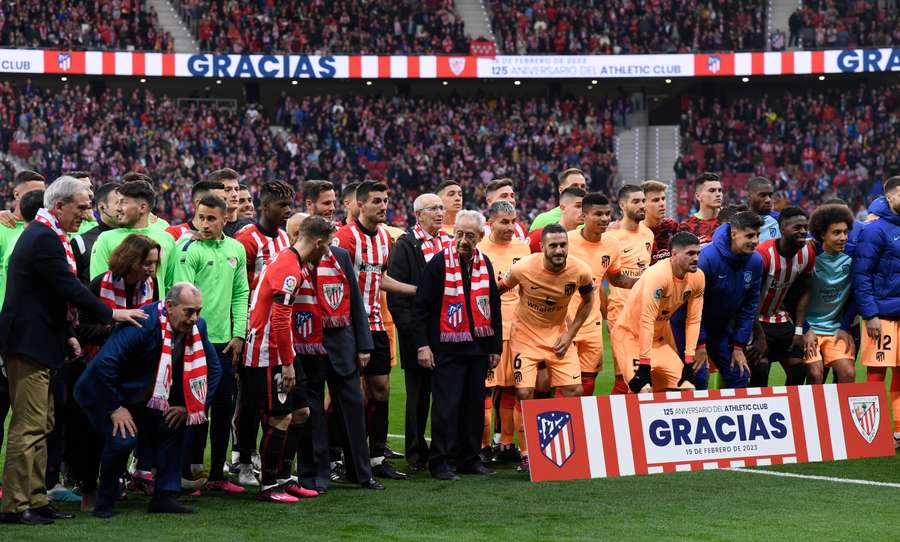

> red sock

[
  {"left": 611, "top": 376, "right": 629, "bottom": 395},
  {"left": 867, "top": 367, "right": 887, "bottom": 382},
  {"left": 514, "top": 400, "right": 527, "bottom": 455},
  {"left": 482, "top": 395, "right": 492, "bottom": 448},
  {"left": 582, "top": 376, "right": 596, "bottom": 397},
  {"left": 499, "top": 390, "right": 516, "bottom": 446}
]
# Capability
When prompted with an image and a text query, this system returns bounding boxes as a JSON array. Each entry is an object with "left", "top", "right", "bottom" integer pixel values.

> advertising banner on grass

[
  {"left": 522, "top": 383, "right": 894, "bottom": 482},
  {"left": 0, "top": 48, "right": 895, "bottom": 79}
]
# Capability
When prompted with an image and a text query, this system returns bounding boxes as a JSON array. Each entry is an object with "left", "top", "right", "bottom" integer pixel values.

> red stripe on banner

[
  {"left": 378, "top": 56, "right": 390, "bottom": 78},
  {"left": 596, "top": 397, "right": 620, "bottom": 477},
  {"left": 625, "top": 395, "right": 649, "bottom": 475},
  {"left": 751, "top": 52, "right": 765, "bottom": 75},
  {"left": 407, "top": 56, "right": 420, "bottom": 78},
  {"left": 781, "top": 51, "right": 794, "bottom": 74},
  {"left": 349, "top": 56, "right": 362, "bottom": 78},
  {"left": 786, "top": 387, "right": 809, "bottom": 463},
  {"left": 436, "top": 56, "right": 477, "bottom": 78},
  {"left": 133, "top": 52, "right": 145, "bottom": 76},
  {"left": 811, "top": 385, "right": 834, "bottom": 461},
  {"left": 102, "top": 52, "right": 115, "bottom": 75},
  {"left": 162, "top": 54, "right": 175, "bottom": 76},
  {"left": 43, "top": 50, "right": 86, "bottom": 74},
  {"left": 811, "top": 50, "right": 825, "bottom": 73}
]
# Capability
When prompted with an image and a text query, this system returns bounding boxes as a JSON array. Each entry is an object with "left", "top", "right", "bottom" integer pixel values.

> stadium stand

[
  {"left": 489, "top": 0, "right": 768, "bottom": 54},
  {"left": 174, "top": 0, "right": 470, "bottom": 54},
  {"left": 0, "top": 1, "right": 174, "bottom": 51},
  {"left": 674, "top": 82, "right": 899, "bottom": 218},
  {"left": 788, "top": 1, "right": 900, "bottom": 49}
]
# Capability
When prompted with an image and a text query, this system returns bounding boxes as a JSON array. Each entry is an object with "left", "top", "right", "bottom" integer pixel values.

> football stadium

[{"left": 0, "top": 1, "right": 897, "bottom": 540}]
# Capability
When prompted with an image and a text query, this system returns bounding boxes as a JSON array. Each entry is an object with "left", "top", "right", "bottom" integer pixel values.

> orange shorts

[
  {"left": 859, "top": 319, "right": 900, "bottom": 367},
  {"left": 611, "top": 326, "right": 693, "bottom": 392},
  {"left": 574, "top": 325, "right": 604, "bottom": 375},
  {"left": 804, "top": 333, "right": 856, "bottom": 367},
  {"left": 510, "top": 321, "right": 581, "bottom": 389},
  {"left": 486, "top": 341, "right": 514, "bottom": 388}
]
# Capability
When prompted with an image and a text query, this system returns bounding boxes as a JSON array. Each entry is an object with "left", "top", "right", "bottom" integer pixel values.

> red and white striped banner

[
  {"left": 522, "top": 383, "right": 894, "bottom": 483},
  {"left": 0, "top": 48, "right": 895, "bottom": 80}
]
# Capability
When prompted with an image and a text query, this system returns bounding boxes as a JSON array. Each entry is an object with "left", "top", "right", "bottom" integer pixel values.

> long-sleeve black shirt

[{"left": 411, "top": 252, "right": 502, "bottom": 357}]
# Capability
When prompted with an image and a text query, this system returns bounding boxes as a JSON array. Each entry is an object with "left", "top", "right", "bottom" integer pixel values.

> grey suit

[{"left": 297, "top": 246, "right": 374, "bottom": 489}]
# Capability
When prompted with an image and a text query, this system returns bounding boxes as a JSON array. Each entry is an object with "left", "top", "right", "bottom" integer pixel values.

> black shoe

[
  {"left": 432, "top": 471, "right": 460, "bottom": 481},
  {"left": 496, "top": 443, "right": 522, "bottom": 463},
  {"left": 329, "top": 461, "right": 345, "bottom": 483},
  {"left": 372, "top": 460, "right": 408, "bottom": 480},
  {"left": 32, "top": 504, "right": 74, "bottom": 519},
  {"left": 383, "top": 446, "right": 404, "bottom": 460},
  {"left": 0, "top": 509, "right": 54, "bottom": 525},
  {"left": 458, "top": 464, "right": 496, "bottom": 476},
  {"left": 92, "top": 507, "right": 116, "bottom": 519},
  {"left": 359, "top": 478, "right": 385, "bottom": 491},
  {"left": 406, "top": 461, "right": 426, "bottom": 473},
  {"left": 148, "top": 495, "right": 195, "bottom": 514},
  {"left": 478, "top": 446, "right": 494, "bottom": 464}
]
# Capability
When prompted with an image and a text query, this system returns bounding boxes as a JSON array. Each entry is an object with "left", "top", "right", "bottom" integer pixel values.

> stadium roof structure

[{"left": 0, "top": 47, "right": 896, "bottom": 80}]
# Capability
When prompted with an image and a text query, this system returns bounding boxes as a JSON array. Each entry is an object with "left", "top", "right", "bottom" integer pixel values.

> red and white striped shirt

[
  {"left": 757, "top": 239, "right": 816, "bottom": 324},
  {"left": 483, "top": 221, "right": 528, "bottom": 242},
  {"left": 244, "top": 248, "right": 306, "bottom": 368},
  {"left": 334, "top": 220, "right": 392, "bottom": 331},
  {"left": 235, "top": 223, "right": 291, "bottom": 292},
  {"left": 165, "top": 222, "right": 195, "bottom": 244}
]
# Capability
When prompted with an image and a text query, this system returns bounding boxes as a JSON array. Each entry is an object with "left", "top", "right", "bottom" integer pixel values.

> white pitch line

[{"left": 725, "top": 468, "right": 900, "bottom": 488}]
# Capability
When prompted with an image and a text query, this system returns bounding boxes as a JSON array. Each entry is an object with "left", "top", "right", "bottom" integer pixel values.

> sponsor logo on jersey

[
  {"left": 849, "top": 396, "right": 880, "bottom": 443},
  {"left": 537, "top": 411, "right": 575, "bottom": 468}
]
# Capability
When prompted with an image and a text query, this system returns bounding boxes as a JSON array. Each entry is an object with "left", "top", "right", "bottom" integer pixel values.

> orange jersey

[
  {"left": 566, "top": 230, "right": 622, "bottom": 338},
  {"left": 379, "top": 225, "right": 405, "bottom": 327},
  {"left": 508, "top": 253, "right": 593, "bottom": 336},
  {"left": 616, "top": 259, "right": 705, "bottom": 360},
  {"left": 478, "top": 237, "right": 531, "bottom": 339},
  {"left": 605, "top": 224, "right": 653, "bottom": 324}
]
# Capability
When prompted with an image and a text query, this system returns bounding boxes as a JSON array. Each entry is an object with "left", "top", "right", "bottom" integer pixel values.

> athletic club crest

[
  {"left": 294, "top": 311, "right": 314, "bottom": 337},
  {"left": 323, "top": 283, "right": 345, "bottom": 310},
  {"left": 537, "top": 411, "right": 575, "bottom": 468},
  {"left": 848, "top": 395, "right": 880, "bottom": 443},
  {"left": 227, "top": 257, "right": 238, "bottom": 269},
  {"left": 475, "top": 295, "right": 490, "bottom": 320},
  {"left": 188, "top": 376, "right": 207, "bottom": 405},
  {"left": 447, "top": 302, "right": 464, "bottom": 328},
  {"left": 449, "top": 57, "right": 466, "bottom": 76}
]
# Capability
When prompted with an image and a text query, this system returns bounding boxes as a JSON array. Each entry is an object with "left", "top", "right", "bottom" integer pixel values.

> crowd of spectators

[
  {"left": 490, "top": 0, "right": 767, "bottom": 54},
  {"left": 674, "top": 82, "right": 899, "bottom": 219},
  {"left": 786, "top": 1, "right": 900, "bottom": 49},
  {"left": 0, "top": 81, "right": 626, "bottom": 227},
  {"left": 175, "top": 0, "right": 469, "bottom": 55},
  {"left": 0, "top": 1, "right": 173, "bottom": 51}
]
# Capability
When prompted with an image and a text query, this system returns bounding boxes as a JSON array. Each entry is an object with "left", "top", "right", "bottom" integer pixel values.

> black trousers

[
  {"left": 402, "top": 340, "right": 431, "bottom": 468},
  {"left": 428, "top": 353, "right": 488, "bottom": 475},
  {"left": 297, "top": 354, "right": 372, "bottom": 489}
]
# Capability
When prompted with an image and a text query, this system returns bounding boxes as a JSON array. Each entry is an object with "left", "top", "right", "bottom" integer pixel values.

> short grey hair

[
  {"left": 166, "top": 282, "right": 201, "bottom": 305},
  {"left": 413, "top": 193, "right": 439, "bottom": 212},
  {"left": 454, "top": 210, "right": 485, "bottom": 232},
  {"left": 44, "top": 175, "right": 91, "bottom": 208},
  {"left": 488, "top": 200, "right": 516, "bottom": 220}
]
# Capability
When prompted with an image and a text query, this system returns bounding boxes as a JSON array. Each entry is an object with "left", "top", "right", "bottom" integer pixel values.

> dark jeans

[
  {"left": 428, "top": 353, "right": 488, "bottom": 475},
  {"left": 184, "top": 343, "right": 235, "bottom": 480},
  {"left": 297, "top": 354, "right": 372, "bottom": 489},
  {"left": 97, "top": 407, "right": 184, "bottom": 510},
  {"left": 403, "top": 364, "right": 431, "bottom": 468}
]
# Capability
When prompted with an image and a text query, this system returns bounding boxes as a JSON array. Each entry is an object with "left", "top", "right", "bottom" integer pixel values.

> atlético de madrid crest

[
  {"left": 537, "top": 411, "right": 575, "bottom": 468},
  {"left": 848, "top": 395, "right": 880, "bottom": 443}
]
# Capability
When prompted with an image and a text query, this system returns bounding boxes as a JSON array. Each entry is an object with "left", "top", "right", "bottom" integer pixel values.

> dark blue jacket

[
  {"left": 696, "top": 224, "right": 764, "bottom": 346},
  {"left": 852, "top": 197, "right": 900, "bottom": 320},
  {"left": 74, "top": 302, "right": 221, "bottom": 426}
]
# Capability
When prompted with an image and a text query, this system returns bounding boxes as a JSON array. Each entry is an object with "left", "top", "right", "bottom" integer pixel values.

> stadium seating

[
  {"left": 174, "top": 0, "right": 470, "bottom": 54},
  {"left": 0, "top": 1, "right": 173, "bottom": 51},
  {"left": 490, "top": 0, "right": 768, "bottom": 54},
  {"left": 788, "top": 1, "right": 900, "bottom": 49},
  {"left": 674, "top": 83, "right": 899, "bottom": 217}
]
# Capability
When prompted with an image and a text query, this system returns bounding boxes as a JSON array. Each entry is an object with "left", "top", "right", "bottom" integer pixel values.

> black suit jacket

[
  {"left": 323, "top": 246, "right": 374, "bottom": 377},
  {"left": 0, "top": 221, "right": 113, "bottom": 370},
  {"left": 386, "top": 231, "right": 427, "bottom": 367}
]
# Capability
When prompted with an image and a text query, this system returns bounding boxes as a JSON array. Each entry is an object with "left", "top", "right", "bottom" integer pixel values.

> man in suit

[
  {"left": 0, "top": 176, "right": 146, "bottom": 525},
  {"left": 412, "top": 210, "right": 503, "bottom": 480},
  {"left": 75, "top": 284, "right": 221, "bottom": 517},
  {"left": 286, "top": 213, "right": 384, "bottom": 492},
  {"left": 386, "top": 193, "right": 450, "bottom": 471}
]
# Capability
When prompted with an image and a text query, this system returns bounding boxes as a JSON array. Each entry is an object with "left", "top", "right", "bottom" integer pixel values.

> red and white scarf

[
  {"left": 293, "top": 265, "right": 327, "bottom": 355},
  {"left": 316, "top": 252, "right": 351, "bottom": 329},
  {"left": 98, "top": 271, "right": 155, "bottom": 310},
  {"left": 147, "top": 304, "right": 208, "bottom": 426},
  {"left": 35, "top": 208, "right": 79, "bottom": 323},
  {"left": 439, "top": 245, "right": 494, "bottom": 342},
  {"left": 412, "top": 224, "right": 451, "bottom": 263}
]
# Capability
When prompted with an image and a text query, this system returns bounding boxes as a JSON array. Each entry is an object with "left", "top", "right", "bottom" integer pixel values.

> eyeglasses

[{"left": 422, "top": 205, "right": 445, "bottom": 213}]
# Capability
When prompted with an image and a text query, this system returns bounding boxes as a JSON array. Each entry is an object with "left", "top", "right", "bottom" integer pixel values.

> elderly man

[
  {"left": 75, "top": 284, "right": 222, "bottom": 517},
  {"left": 412, "top": 210, "right": 502, "bottom": 480},
  {"left": 0, "top": 176, "right": 146, "bottom": 525},
  {"left": 386, "top": 193, "right": 451, "bottom": 471}
]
